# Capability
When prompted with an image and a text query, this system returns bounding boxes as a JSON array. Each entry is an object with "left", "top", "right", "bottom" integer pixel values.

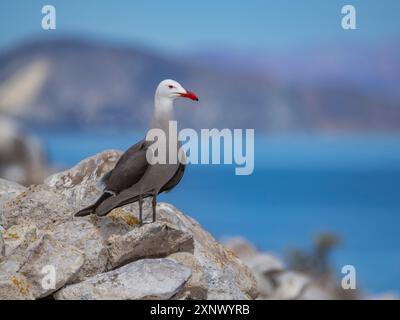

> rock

[
  {"left": 17, "top": 234, "right": 84, "bottom": 298},
  {"left": 0, "top": 150, "right": 259, "bottom": 300},
  {"left": 0, "top": 116, "right": 50, "bottom": 186},
  {"left": 248, "top": 254, "right": 284, "bottom": 274},
  {"left": 0, "top": 223, "right": 38, "bottom": 259},
  {"left": 45, "top": 150, "right": 258, "bottom": 299},
  {"left": 168, "top": 252, "right": 208, "bottom": 300},
  {"left": 298, "top": 282, "right": 338, "bottom": 300},
  {"left": 2, "top": 184, "right": 73, "bottom": 229},
  {"left": 224, "top": 237, "right": 284, "bottom": 274},
  {"left": 222, "top": 237, "right": 259, "bottom": 260},
  {"left": 0, "top": 178, "right": 26, "bottom": 225},
  {"left": 0, "top": 232, "right": 4, "bottom": 259},
  {"left": 88, "top": 208, "right": 138, "bottom": 241},
  {"left": 54, "top": 258, "right": 191, "bottom": 300},
  {"left": 0, "top": 224, "right": 38, "bottom": 298},
  {"left": 44, "top": 150, "right": 121, "bottom": 211},
  {"left": 153, "top": 203, "right": 259, "bottom": 300},
  {"left": 267, "top": 271, "right": 310, "bottom": 300},
  {"left": 226, "top": 241, "right": 285, "bottom": 298},
  {"left": 0, "top": 231, "right": 84, "bottom": 299},
  {"left": 2, "top": 150, "right": 121, "bottom": 230},
  {"left": 0, "top": 178, "right": 26, "bottom": 198},
  {"left": 0, "top": 273, "right": 34, "bottom": 300},
  {"left": 107, "top": 222, "right": 194, "bottom": 269},
  {"left": 225, "top": 237, "right": 304, "bottom": 299},
  {"left": 52, "top": 220, "right": 108, "bottom": 281}
]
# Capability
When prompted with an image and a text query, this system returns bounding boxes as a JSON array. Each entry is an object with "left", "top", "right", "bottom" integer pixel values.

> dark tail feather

[
  {"left": 95, "top": 184, "right": 147, "bottom": 217},
  {"left": 94, "top": 195, "right": 140, "bottom": 217},
  {"left": 75, "top": 192, "right": 112, "bottom": 217}
]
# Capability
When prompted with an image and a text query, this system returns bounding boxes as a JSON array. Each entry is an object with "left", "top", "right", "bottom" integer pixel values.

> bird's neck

[{"left": 150, "top": 96, "right": 174, "bottom": 133}]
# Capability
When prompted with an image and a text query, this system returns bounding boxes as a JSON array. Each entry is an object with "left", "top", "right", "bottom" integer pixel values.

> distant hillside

[{"left": 0, "top": 37, "right": 399, "bottom": 133}]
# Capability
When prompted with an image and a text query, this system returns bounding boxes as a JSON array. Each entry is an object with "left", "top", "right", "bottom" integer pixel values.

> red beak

[{"left": 179, "top": 90, "right": 199, "bottom": 101}]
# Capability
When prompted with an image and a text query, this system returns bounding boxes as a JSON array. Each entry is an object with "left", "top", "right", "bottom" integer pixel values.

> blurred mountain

[
  {"left": 190, "top": 44, "right": 400, "bottom": 99},
  {"left": 0, "top": 38, "right": 399, "bottom": 133}
]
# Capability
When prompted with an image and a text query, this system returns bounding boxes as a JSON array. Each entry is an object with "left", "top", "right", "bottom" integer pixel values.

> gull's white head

[{"left": 155, "top": 79, "right": 199, "bottom": 102}]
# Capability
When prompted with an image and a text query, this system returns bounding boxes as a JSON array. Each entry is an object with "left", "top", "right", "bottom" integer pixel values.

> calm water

[{"left": 36, "top": 131, "right": 400, "bottom": 294}]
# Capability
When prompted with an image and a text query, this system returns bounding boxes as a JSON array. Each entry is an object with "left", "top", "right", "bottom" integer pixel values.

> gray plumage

[{"left": 75, "top": 79, "right": 197, "bottom": 224}]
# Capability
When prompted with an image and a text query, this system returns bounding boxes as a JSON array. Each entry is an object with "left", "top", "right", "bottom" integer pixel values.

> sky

[{"left": 0, "top": 0, "right": 399, "bottom": 54}]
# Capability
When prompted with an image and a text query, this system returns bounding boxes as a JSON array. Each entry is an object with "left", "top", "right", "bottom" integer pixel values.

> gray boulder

[
  {"left": 46, "top": 150, "right": 258, "bottom": 299},
  {"left": 168, "top": 252, "right": 208, "bottom": 300},
  {"left": 0, "top": 232, "right": 84, "bottom": 299},
  {"left": 0, "top": 150, "right": 258, "bottom": 300},
  {"left": 18, "top": 234, "right": 84, "bottom": 298},
  {"left": 2, "top": 184, "right": 73, "bottom": 229},
  {"left": 0, "top": 178, "right": 26, "bottom": 226},
  {"left": 107, "top": 222, "right": 194, "bottom": 269},
  {"left": 52, "top": 220, "right": 108, "bottom": 281},
  {"left": 0, "top": 223, "right": 38, "bottom": 268},
  {"left": 0, "top": 273, "right": 33, "bottom": 300},
  {"left": 54, "top": 258, "right": 191, "bottom": 300},
  {"left": 224, "top": 237, "right": 350, "bottom": 300},
  {"left": 0, "top": 116, "right": 50, "bottom": 186}
]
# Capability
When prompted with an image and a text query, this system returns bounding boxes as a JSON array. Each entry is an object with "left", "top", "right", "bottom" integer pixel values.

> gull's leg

[
  {"left": 152, "top": 194, "right": 157, "bottom": 223},
  {"left": 139, "top": 195, "right": 143, "bottom": 226}
]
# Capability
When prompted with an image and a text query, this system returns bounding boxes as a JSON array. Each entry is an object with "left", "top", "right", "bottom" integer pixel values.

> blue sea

[{"left": 36, "top": 131, "right": 400, "bottom": 295}]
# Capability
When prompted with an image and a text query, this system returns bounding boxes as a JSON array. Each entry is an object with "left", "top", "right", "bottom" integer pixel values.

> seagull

[{"left": 75, "top": 79, "right": 199, "bottom": 224}]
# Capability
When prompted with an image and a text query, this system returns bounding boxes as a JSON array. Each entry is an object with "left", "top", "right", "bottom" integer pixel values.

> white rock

[
  {"left": 18, "top": 234, "right": 84, "bottom": 298},
  {"left": 0, "top": 273, "right": 34, "bottom": 300},
  {"left": 52, "top": 220, "right": 108, "bottom": 281},
  {"left": 1, "top": 223, "right": 38, "bottom": 258},
  {"left": 0, "top": 232, "right": 84, "bottom": 299},
  {"left": 154, "top": 203, "right": 259, "bottom": 300},
  {"left": 107, "top": 222, "right": 194, "bottom": 269},
  {"left": 268, "top": 271, "right": 310, "bottom": 300},
  {"left": 0, "top": 178, "right": 26, "bottom": 197},
  {"left": 0, "top": 178, "right": 26, "bottom": 225},
  {"left": 2, "top": 184, "right": 73, "bottom": 229},
  {"left": 0, "top": 224, "right": 39, "bottom": 272},
  {"left": 0, "top": 116, "right": 50, "bottom": 185},
  {"left": 299, "top": 282, "right": 338, "bottom": 300},
  {"left": 223, "top": 237, "right": 259, "bottom": 260},
  {"left": 168, "top": 252, "right": 208, "bottom": 300},
  {"left": 0, "top": 150, "right": 259, "bottom": 300},
  {"left": 44, "top": 150, "right": 122, "bottom": 211},
  {"left": 54, "top": 258, "right": 191, "bottom": 300}
]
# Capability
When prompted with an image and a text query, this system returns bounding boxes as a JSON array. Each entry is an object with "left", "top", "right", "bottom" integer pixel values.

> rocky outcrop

[
  {"left": 168, "top": 252, "right": 208, "bottom": 299},
  {"left": 224, "top": 237, "right": 349, "bottom": 300},
  {"left": 0, "top": 116, "right": 51, "bottom": 186},
  {"left": 52, "top": 220, "right": 107, "bottom": 281},
  {"left": 54, "top": 259, "right": 192, "bottom": 300},
  {"left": 106, "top": 222, "right": 194, "bottom": 269},
  {"left": 0, "top": 225, "right": 84, "bottom": 299},
  {"left": 0, "top": 150, "right": 258, "bottom": 300},
  {"left": 0, "top": 178, "right": 26, "bottom": 225}
]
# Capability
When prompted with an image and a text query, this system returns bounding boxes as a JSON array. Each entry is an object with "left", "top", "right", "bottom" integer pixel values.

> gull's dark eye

[{"left": 168, "top": 85, "right": 174, "bottom": 89}]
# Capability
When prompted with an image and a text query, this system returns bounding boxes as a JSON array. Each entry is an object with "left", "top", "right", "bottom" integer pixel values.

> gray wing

[
  {"left": 103, "top": 139, "right": 150, "bottom": 193},
  {"left": 161, "top": 163, "right": 186, "bottom": 193}
]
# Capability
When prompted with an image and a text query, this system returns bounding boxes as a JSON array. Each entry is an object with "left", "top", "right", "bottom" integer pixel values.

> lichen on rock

[{"left": 0, "top": 150, "right": 259, "bottom": 300}]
